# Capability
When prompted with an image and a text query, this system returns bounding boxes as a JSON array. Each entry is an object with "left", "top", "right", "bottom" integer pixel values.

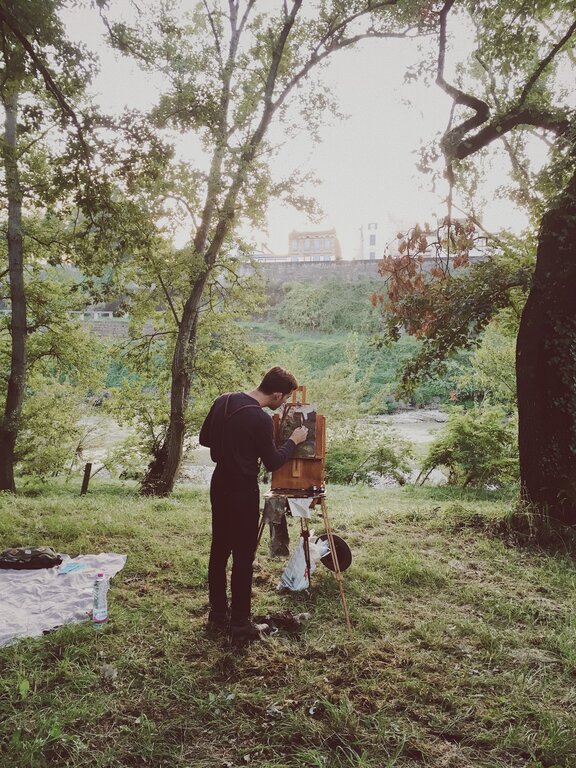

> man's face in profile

[{"left": 270, "top": 391, "right": 292, "bottom": 410}]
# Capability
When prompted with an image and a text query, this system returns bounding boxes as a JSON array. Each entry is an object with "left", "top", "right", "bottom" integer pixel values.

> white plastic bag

[{"left": 278, "top": 535, "right": 330, "bottom": 591}]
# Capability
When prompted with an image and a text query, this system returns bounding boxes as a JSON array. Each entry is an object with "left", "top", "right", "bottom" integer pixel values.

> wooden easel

[
  {"left": 259, "top": 386, "right": 352, "bottom": 635},
  {"left": 271, "top": 386, "right": 326, "bottom": 493}
]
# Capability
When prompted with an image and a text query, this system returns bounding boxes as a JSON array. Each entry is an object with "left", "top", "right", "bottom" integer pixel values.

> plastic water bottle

[{"left": 92, "top": 571, "right": 109, "bottom": 628}]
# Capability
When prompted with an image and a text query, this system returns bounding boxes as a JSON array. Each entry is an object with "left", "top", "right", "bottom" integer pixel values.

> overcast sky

[{"left": 64, "top": 3, "right": 544, "bottom": 260}]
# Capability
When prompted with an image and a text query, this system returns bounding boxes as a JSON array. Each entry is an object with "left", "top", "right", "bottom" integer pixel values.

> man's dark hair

[{"left": 258, "top": 366, "right": 298, "bottom": 395}]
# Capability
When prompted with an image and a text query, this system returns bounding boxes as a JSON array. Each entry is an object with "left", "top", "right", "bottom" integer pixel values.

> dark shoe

[
  {"left": 229, "top": 620, "right": 270, "bottom": 643},
  {"left": 207, "top": 609, "right": 229, "bottom": 632}
]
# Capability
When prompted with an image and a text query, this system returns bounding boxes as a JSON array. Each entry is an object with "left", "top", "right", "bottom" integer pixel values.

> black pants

[{"left": 208, "top": 467, "right": 260, "bottom": 625}]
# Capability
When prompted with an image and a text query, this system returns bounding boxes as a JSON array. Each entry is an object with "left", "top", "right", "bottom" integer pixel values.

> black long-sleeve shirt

[{"left": 199, "top": 392, "right": 296, "bottom": 479}]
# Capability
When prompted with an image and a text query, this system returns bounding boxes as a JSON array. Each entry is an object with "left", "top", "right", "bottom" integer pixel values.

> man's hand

[{"left": 290, "top": 426, "right": 308, "bottom": 445}]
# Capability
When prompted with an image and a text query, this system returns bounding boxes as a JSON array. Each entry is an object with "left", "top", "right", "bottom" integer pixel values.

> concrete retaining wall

[
  {"left": 83, "top": 320, "right": 129, "bottom": 338},
  {"left": 256, "top": 259, "right": 382, "bottom": 287}
]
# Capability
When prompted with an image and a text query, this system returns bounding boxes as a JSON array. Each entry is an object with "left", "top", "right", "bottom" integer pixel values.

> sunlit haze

[{"left": 63, "top": 3, "right": 543, "bottom": 260}]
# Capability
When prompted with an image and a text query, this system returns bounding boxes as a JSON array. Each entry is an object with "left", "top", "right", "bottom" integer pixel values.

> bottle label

[{"left": 93, "top": 577, "right": 109, "bottom": 623}]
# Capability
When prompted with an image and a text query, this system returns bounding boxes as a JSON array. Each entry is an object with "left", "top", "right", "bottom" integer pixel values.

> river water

[{"left": 81, "top": 409, "right": 449, "bottom": 485}]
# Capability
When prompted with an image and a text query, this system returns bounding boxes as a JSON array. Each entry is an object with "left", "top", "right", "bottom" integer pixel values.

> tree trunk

[
  {"left": 140, "top": 276, "right": 205, "bottom": 496},
  {"left": 516, "top": 164, "right": 576, "bottom": 525},
  {"left": 0, "top": 88, "right": 25, "bottom": 493},
  {"left": 139, "top": 153, "right": 244, "bottom": 496}
]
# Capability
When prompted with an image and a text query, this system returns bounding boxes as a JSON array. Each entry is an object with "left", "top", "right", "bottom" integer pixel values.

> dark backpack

[{"left": 0, "top": 546, "right": 63, "bottom": 570}]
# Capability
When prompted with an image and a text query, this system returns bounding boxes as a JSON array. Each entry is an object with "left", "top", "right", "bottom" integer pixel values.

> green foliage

[
  {"left": 15, "top": 377, "right": 83, "bottom": 479},
  {"left": 325, "top": 425, "right": 413, "bottom": 485},
  {"left": 103, "top": 363, "right": 171, "bottom": 477},
  {"left": 189, "top": 280, "right": 269, "bottom": 430},
  {"left": 253, "top": 318, "right": 474, "bottom": 414},
  {"left": 304, "top": 336, "right": 368, "bottom": 421},
  {"left": 379, "top": 240, "right": 534, "bottom": 394},
  {"left": 364, "top": 342, "right": 473, "bottom": 411},
  {"left": 454, "top": 319, "right": 517, "bottom": 407},
  {"left": 260, "top": 332, "right": 374, "bottom": 424},
  {"left": 105, "top": 358, "right": 136, "bottom": 389},
  {"left": 102, "top": 284, "right": 268, "bottom": 476},
  {"left": 0, "top": 266, "right": 108, "bottom": 479},
  {"left": 273, "top": 279, "right": 384, "bottom": 334},
  {"left": 421, "top": 404, "right": 519, "bottom": 488}
]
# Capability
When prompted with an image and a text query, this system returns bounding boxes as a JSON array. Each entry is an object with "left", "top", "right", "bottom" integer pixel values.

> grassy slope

[
  {"left": 248, "top": 321, "right": 467, "bottom": 410},
  {"left": 1, "top": 482, "right": 575, "bottom": 768}
]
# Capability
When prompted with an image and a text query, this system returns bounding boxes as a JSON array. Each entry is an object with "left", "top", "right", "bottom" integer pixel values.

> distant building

[
  {"left": 246, "top": 243, "right": 279, "bottom": 263},
  {"left": 250, "top": 228, "right": 342, "bottom": 263},
  {"left": 287, "top": 229, "right": 341, "bottom": 262},
  {"left": 360, "top": 221, "right": 386, "bottom": 261}
]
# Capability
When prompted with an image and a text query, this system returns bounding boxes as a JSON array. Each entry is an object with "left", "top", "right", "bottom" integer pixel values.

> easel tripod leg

[
  {"left": 300, "top": 518, "right": 312, "bottom": 587},
  {"left": 320, "top": 497, "right": 352, "bottom": 636},
  {"left": 256, "top": 516, "right": 266, "bottom": 550}
]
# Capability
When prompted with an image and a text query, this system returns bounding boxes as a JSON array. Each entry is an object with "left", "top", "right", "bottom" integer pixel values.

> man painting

[{"left": 199, "top": 367, "right": 308, "bottom": 641}]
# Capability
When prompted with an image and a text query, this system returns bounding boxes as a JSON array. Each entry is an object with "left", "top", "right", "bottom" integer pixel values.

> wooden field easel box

[{"left": 271, "top": 386, "right": 326, "bottom": 493}]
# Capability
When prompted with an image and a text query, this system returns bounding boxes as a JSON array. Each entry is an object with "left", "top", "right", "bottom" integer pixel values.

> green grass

[{"left": 1, "top": 481, "right": 575, "bottom": 767}]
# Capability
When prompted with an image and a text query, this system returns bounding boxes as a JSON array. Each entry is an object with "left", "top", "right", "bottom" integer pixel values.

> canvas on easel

[
  {"left": 271, "top": 386, "right": 326, "bottom": 493},
  {"left": 277, "top": 404, "right": 318, "bottom": 459}
]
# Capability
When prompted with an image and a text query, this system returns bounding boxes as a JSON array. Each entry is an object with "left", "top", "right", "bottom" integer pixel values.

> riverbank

[
  {"left": 79, "top": 408, "right": 450, "bottom": 486},
  {"left": 181, "top": 408, "right": 450, "bottom": 486}
]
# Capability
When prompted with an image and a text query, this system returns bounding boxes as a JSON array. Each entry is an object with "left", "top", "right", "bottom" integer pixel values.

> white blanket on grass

[{"left": 0, "top": 553, "right": 127, "bottom": 647}]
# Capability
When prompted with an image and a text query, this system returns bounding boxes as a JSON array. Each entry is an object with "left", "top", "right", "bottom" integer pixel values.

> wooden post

[{"left": 80, "top": 463, "right": 92, "bottom": 496}]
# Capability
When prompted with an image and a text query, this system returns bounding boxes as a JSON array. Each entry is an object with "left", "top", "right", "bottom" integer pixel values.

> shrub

[
  {"left": 325, "top": 426, "right": 413, "bottom": 485},
  {"left": 420, "top": 405, "right": 518, "bottom": 487},
  {"left": 274, "top": 279, "right": 384, "bottom": 334},
  {"left": 15, "top": 380, "right": 84, "bottom": 479},
  {"left": 453, "top": 321, "right": 517, "bottom": 407}
]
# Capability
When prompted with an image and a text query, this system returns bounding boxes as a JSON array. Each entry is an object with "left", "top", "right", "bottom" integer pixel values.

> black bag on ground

[{"left": 0, "top": 546, "right": 63, "bottom": 570}]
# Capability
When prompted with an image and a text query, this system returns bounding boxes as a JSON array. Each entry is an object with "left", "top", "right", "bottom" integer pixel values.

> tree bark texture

[
  {"left": 516, "top": 165, "right": 576, "bottom": 524},
  {"left": 140, "top": 276, "right": 205, "bottom": 496},
  {"left": 0, "top": 88, "right": 26, "bottom": 492}
]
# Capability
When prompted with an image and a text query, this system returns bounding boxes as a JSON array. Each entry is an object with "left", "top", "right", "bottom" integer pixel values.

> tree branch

[
  {"left": 280, "top": 7, "right": 413, "bottom": 112},
  {"left": 436, "top": 0, "right": 490, "bottom": 158},
  {"left": 475, "top": 50, "right": 543, "bottom": 207},
  {"left": 316, "top": 0, "right": 400, "bottom": 51},
  {"left": 435, "top": 0, "right": 572, "bottom": 209},
  {"left": 455, "top": 108, "right": 570, "bottom": 159},
  {"left": 0, "top": 7, "right": 92, "bottom": 167},
  {"left": 22, "top": 231, "right": 67, "bottom": 249},
  {"left": 159, "top": 193, "right": 199, "bottom": 229},
  {"left": 155, "top": 271, "right": 181, "bottom": 327},
  {"left": 517, "top": 16, "right": 576, "bottom": 108},
  {"left": 238, "top": 0, "right": 256, "bottom": 37},
  {"left": 263, "top": 0, "right": 303, "bottom": 112},
  {"left": 203, "top": 0, "right": 224, "bottom": 72},
  {"left": 17, "top": 120, "right": 59, "bottom": 159},
  {"left": 98, "top": 8, "right": 153, "bottom": 69}
]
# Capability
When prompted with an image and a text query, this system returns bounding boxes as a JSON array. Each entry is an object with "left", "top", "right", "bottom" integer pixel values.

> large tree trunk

[
  {"left": 140, "top": 277, "right": 205, "bottom": 496},
  {"left": 516, "top": 165, "right": 576, "bottom": 525},
  {"left": 0, "top": 88, "right": 26, "bottom": 493}
]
